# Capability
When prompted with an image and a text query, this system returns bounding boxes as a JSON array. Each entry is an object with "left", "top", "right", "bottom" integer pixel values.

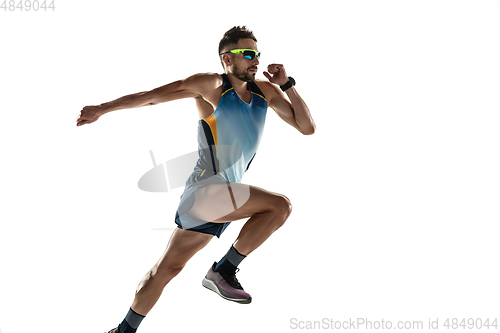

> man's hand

[
  {"left": 263, "top": 64, "right": 289, "bottom": 86},
  {"left": 76, "top": 105, "right": 102, "bottom": 126}
]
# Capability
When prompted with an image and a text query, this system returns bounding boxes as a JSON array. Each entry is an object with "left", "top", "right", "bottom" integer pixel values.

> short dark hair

[{"left": 218, "top": 26, "right": 257, "bottom": 55}]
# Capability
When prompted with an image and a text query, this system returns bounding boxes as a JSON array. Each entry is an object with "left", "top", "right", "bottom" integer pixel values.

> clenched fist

[{"left": 263, "top": 64, "right": 289, "bottom": 86}]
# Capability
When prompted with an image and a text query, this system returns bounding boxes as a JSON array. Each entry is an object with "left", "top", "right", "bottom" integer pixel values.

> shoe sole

[{"left": 202, "top": 277, "right": 252, "bottom": 304}]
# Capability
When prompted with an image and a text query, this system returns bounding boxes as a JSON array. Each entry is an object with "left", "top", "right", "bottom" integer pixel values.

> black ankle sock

[
  {"left": 215, "top": 245, "right": 246, "bottom": 272},
  {"left": 119, "top": 308, "right": 145, "bottom": 333}
]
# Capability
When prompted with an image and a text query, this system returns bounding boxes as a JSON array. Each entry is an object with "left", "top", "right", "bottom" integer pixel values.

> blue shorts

[
  {"left": 174, "top": 173, "right": 232, "bottom": 238},
  {"left": 174, "top": 212, "right": 230, "bottom": 238}
]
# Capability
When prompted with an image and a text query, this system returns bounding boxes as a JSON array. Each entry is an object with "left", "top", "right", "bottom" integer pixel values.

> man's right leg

[{"left": 112, "top": 228, "right": 213, "bottom": 333}]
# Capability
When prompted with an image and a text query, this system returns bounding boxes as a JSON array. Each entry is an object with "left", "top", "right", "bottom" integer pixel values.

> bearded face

[{"left": 232, "top": 64, "right": 258, "bottom": 82}]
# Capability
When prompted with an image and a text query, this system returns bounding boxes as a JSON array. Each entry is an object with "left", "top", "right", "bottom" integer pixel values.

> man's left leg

[{"left": 190, "top": 183, "right": 292, "bottom": 303}]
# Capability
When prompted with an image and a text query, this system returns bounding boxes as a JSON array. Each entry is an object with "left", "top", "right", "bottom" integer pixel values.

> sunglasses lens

[{"left": 242, "top": 51, "right": 254, "bottom": 60}]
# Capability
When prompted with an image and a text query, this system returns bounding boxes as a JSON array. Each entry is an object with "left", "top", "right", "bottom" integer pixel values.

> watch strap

[{"left": 280, "top": 77, "right": 295, "bottom": 92}]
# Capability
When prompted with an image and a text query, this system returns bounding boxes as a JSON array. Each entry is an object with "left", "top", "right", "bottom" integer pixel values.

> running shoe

[
  {"left": 105, "top": 327, "right": 119, "bottom": 333},
  {"left": 202, "top": 262, "right": 252, "bottom": 304}
]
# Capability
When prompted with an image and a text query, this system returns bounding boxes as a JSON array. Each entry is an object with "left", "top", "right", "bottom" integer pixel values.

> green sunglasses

[{"left": 219, "top": 49, "right": 261, "bottom": 60}]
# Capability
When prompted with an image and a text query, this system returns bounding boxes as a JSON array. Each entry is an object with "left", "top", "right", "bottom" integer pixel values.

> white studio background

[{"left": 1, "top": 0, "right": 499, "bottom": 332}]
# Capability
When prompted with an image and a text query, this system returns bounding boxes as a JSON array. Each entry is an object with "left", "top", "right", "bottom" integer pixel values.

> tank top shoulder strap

[
  {"left": 248, "top": 80, "right": 266, "bottom": 100},
  {"left": 220, "top": 73, "right": 233, "bottom": 96}
]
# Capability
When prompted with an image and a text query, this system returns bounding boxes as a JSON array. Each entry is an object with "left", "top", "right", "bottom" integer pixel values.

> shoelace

[{"left": 219, "top": 268, "right": 243, "bottom": 290}]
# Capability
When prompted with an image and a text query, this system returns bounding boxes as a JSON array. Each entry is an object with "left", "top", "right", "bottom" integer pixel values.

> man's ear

[{"left": 222, "top": 53, "right": 231, "bottom": 67}]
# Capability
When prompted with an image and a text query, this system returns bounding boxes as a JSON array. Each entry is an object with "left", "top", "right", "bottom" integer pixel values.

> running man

[{"left": 76, "top": 26, "right": 315, "bottom": 333}]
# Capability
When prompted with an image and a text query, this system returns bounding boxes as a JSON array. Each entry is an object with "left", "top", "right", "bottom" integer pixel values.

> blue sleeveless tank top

[{"left": 192, "top": 73, "right": 268, "bottom": 184}]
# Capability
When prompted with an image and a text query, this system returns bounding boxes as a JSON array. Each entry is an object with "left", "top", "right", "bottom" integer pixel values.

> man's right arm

[{"left": 76, "top": 73, "right": 216, "bottom": 126}]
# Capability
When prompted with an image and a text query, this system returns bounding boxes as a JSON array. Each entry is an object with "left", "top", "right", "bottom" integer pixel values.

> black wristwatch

[{"left": 280, "top": 77, "right": 296, "bottom": 92}]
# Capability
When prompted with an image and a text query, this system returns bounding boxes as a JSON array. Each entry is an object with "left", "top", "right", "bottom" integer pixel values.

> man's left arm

[{"left": 263, "top": 64, "right": 316, "bottom": 135}]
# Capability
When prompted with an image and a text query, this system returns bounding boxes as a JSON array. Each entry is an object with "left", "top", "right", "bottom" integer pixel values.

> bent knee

[{"left": 273, "top": 194, "right": 292, "bottom": 220}]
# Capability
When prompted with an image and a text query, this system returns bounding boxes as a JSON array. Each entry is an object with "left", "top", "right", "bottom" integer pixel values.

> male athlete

[{"left": 76, "top": 26, "right": 315, "bottom": 333}]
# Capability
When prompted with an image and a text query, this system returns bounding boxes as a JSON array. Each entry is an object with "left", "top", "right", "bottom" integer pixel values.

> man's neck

[{"left": 225, "top": 72, "right": 250, "bottom": 94}]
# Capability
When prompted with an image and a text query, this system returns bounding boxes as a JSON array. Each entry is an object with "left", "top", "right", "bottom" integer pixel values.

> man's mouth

[{"left": 248, "top": 67, "right": 257, "bottom": 72}]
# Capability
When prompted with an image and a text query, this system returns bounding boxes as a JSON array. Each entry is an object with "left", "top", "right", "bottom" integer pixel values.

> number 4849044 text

[{"left": 1, "top": 0, "right": 55, "bottom": 11}]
